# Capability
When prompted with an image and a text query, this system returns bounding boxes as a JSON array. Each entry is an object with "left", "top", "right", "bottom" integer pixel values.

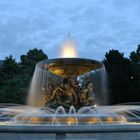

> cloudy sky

[{"left": 0, "top": 0, "right": 140, "bottom": 61}]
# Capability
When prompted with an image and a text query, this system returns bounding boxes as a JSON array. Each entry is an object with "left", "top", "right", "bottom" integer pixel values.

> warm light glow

[
  {"left": 68, "top": 121, "right": 71, "bottom": 125},
  {"left": 94, "top": 104, "right": 97, "bottom": 108},
  {"left": 60, "top": 39, "right": 78, "bottom": 58}
]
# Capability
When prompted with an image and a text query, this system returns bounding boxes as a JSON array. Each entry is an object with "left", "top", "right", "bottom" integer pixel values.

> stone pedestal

[{"left": 0, "top": 125, "right": 140, "bottom": 140}]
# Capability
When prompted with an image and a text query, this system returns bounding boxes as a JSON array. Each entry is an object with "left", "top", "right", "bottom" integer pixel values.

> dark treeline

[
  {"left": 0, "top": 45, "right": 140, "bottom": 105},
  {"left": 103, "top": 45, "right": 140, "bottom": 104},
  {"left": 0, "top": 49, "right": 48, "bottom": 104}
]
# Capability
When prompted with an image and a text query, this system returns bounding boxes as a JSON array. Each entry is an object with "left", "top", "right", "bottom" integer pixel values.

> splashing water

[
  {"left": 100, "top": 65, "right": 108, "bottom": 104},
  {"left": 60, "top": 37, "right": 78, "bottom": 58},
  {"left": 27, "top": 62, "right": 47, "bottom": 107},
  {"left": 0, "top": 104, "right": 140, "bottom": 126}
]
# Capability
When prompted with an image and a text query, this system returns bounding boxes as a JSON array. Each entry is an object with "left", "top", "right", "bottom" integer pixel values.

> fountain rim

[
  {"left": 37, "top": 58, "right": 103, "bottom": 69},
  {"left": 36, "top": 58, "right": 103, "bottom": 77}
]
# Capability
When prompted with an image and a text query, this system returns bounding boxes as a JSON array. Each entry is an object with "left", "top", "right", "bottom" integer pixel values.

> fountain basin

[
  {"left": 0, "top": 125, "right": 140, "bottom": 140},
  {"left": 39, "top": 58, "right": 102, "bottom": 77},
  {"left": 15, "top": 115, "right": 125, "bottom": 125},
  {"left": 0, "top": 103, "right": 140, "bottom": 140}
]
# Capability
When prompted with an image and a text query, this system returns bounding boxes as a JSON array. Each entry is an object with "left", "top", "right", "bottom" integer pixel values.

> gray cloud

[{"left": 0, "top": 0, "right": 140, "bottom": 61}]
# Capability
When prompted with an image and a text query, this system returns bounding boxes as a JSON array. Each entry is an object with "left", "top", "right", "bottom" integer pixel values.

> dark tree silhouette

[
  {"left": 0, "top": 49, "right": 48, "bottom": 104},
  {"left": 103, "top": 50, "right": 133, "bottom": 104}
]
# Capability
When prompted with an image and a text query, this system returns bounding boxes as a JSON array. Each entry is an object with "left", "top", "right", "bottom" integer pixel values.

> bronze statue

[
  {"left": 79, "top": 82, "right": 96, "bottom": 106},
  {"left": 43, "top": 77, "right": 96, "bottom": 109}
]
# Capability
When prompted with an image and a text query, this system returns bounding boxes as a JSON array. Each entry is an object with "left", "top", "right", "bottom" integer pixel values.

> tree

[
  {"left": 0, "top": 49, "right": 48, "bottom": 104},
  {"left": 20, "top": 48, "right": 48, "bottom": 75},
  {"left": 0, "top": 55, "right": 19, "bottom": 87},
  {"left": 130, "top": 44, "right": 140, "bottom": 63},
  {"left": 0, "top": 74, "right": 30, "bottom": 104},
  {"left": 129, "top": 45, "right": 140, "bottom": 100},
  {"left": 103, "top": 50, "right": 133, "bottom": 104}
]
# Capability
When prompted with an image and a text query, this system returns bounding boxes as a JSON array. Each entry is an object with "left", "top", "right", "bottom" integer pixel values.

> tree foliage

[
  {"left": 129, "top": 45, "right": 140, "bottom": 99},
  {"left": 0, "top": 55, "right": 19, "bottom": 87},
  {"left": 103, "top": 48, "right": 140, "bottom": 104},
  {"left": 130, "top": 45, "right": 140, "bottom": 63},
  {"left": 0, "top": 49, "right": 48, "bottom": 104}
]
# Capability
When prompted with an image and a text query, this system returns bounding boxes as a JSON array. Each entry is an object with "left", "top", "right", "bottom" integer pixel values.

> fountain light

[
  {"left": 94, "top": 104, "right": 97, "bottom": 108},
  {"left": 60, "top": 38, "right": 78, "bottom": 58}
]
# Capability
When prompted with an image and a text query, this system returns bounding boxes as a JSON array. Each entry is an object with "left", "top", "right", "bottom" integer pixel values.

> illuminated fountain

[{"left": 0, "top": 38, "right": 140, "bottom": 127}]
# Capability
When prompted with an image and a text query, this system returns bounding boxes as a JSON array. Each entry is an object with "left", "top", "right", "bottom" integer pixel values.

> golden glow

[
  {"left": 105, "top": 117, "right": 114, "bottom": 123},
  {"left": 60, "top": 39, "right": 78, "bottom": 58},
  {"left": 14, "top": 115, "right": 130, "bottom": 125},
  {"left": 67, "top": 117, "right": 76, "bottom": 125}
]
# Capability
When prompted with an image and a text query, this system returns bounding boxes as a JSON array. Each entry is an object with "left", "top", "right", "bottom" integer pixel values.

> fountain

[{"left": 0, "top": 38, "right": 140, "bottom": 140}]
